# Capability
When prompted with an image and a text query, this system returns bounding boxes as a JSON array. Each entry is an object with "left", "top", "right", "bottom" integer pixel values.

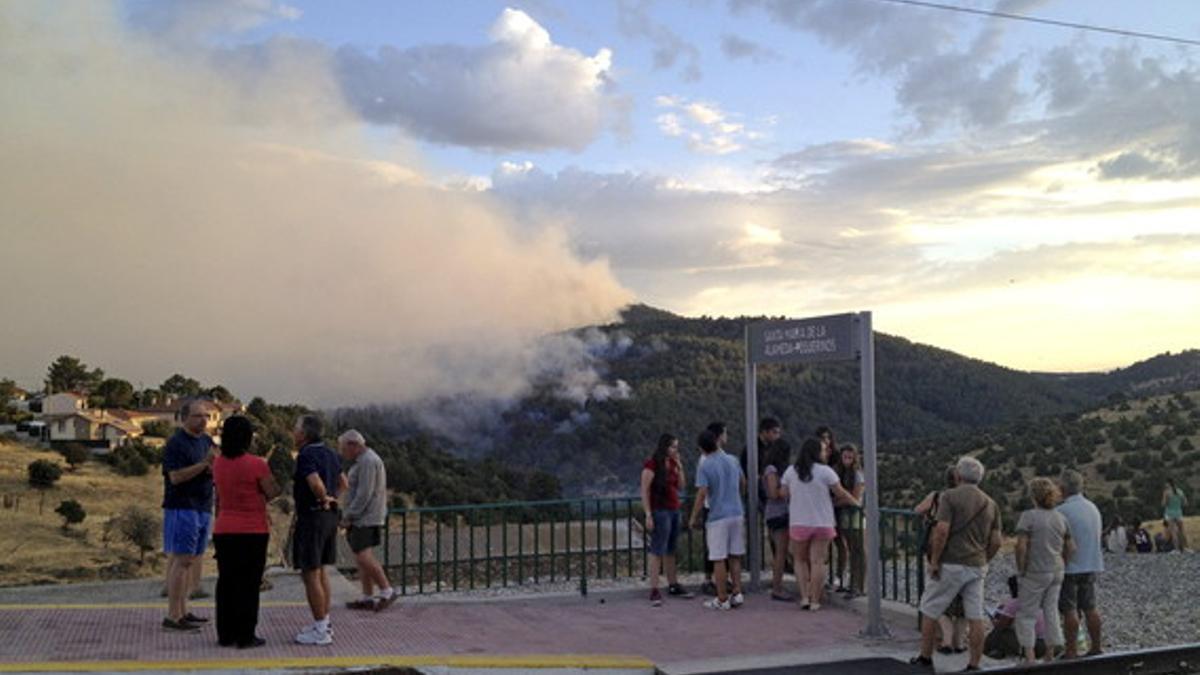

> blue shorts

[
  {"left": 649, "top": 510, "right": 681, "bottom": 556},
  {"left": 163, "top": 509, "right": 212, "bottom": 557}
]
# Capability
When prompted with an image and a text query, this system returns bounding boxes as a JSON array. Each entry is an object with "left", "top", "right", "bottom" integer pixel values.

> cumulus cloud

[
  {"left": 0, "top": 3, "right": 632, "bottom": 405},
  {"left": 654, "top": 95, "right": 761, "bottom": 154},
  {"left": 720, "top": 33, "right": 780, "bottom": 63},
  {"left": 335, "top": 8, "right": 622, "bottom": 152}
]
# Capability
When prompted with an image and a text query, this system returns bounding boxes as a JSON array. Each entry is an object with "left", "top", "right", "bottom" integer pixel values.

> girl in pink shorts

[{"left": 780, "top": 438, "right": 861, "bottom": 610}]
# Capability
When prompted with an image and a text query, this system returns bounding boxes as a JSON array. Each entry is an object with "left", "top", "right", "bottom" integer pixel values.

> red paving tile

[{"left": 0, "top": 591, "right": 917, "bottom": 669}]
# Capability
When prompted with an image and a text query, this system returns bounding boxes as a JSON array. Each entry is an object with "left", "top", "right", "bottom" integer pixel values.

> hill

[
  {"left": 336, "top": 305, "right": 1200, "bottom": 496},
  {"left": 879, "top": 389, "right": 1200, "bottom": 529},
  {"left": 1036, "top": 349, "right": 1200, "bottom": 399},
  {"left": 378, "top": 305, "right": 1198, "bottom": 495}
]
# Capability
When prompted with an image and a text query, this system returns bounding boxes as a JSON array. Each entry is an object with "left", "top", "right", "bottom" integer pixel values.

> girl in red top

[
  {"left": 640, "top": 433, "right": 693, "bottom": 606},
  {"left": 212, "top": 415, "right": 280, "bottom": 649}
]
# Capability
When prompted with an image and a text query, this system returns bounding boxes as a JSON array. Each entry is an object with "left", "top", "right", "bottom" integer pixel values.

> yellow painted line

[
  {"left": 0, "top": 601, "right": 306, "bottom": 610},
  {"left": 0, "top": 654, "right": 655, "bottom": 672}
]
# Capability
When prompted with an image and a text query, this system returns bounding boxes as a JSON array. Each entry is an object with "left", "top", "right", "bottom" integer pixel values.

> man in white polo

[{"left": 1057, "top": 469, "right": 1104, "bottom": 657}]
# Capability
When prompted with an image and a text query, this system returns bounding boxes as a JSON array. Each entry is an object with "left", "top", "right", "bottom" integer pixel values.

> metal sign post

[{"left": 744, "top": 311, "right": 886, "bottom": 638}]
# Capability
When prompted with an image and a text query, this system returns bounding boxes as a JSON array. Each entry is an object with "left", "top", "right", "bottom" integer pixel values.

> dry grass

[
  {"left": 0, "top": 441, "right": 299, "bottom": 587},
  {"left": 0, "top": 440, "right": 171, "bottom": 586}
]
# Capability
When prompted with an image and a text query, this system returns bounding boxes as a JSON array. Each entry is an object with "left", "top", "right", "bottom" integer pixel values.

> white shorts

[
  {"left": 705, "top": 516, "right": 746, "bottom": 561},
  {"left": 919, "top": 563, "right": 988, "bottom": 620}
]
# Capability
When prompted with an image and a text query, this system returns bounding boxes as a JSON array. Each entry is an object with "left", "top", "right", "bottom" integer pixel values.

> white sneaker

[
  {"left": 295, "top": 625, "right": 332, "bottom": 645},
  {"left": 703, "top": 597, "right": 731, "bottom": 611},
  {"left": 730, "top": 592, "right": 745, "bottom": 608}
]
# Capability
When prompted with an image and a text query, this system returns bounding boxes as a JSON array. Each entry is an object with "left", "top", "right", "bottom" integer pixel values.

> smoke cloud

[{"left": 0, "top": 4, "right": 632, "bottom": 406}]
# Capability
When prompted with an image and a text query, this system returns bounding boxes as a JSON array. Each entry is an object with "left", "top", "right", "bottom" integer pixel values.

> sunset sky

[{"left": 2, "top": 1, "right": 1199, "bottom": 402}]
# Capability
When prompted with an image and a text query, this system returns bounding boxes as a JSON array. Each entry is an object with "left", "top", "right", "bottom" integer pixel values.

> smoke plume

[{"left": 0, "top": 3, "right": 632, "bottom": 405}]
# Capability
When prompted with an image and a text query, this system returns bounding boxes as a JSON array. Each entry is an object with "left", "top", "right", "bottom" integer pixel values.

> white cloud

[
  {"left": 335, "top": 8, "right": 623, "bottom": 151},
  {"left": 654, "top": 95, "right": 760, "bottom": 155}
]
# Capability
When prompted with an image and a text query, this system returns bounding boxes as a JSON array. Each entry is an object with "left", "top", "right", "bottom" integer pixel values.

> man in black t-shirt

[{"left": 290, "top": 415, "right": 342, "bottom": 646}]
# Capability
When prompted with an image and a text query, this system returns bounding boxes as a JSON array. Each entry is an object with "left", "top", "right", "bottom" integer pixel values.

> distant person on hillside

[
  {"left": 834, "top": 443, "right": 866, "bottom": 597},
  {"left": 984, "top": 576, "right": 1047, "bottom": 660},
  {"left": 338, "top": 430, "right": 396, "bottom": 611},
  {"left": 1103, "top": 516, "right": 1127, "bottom": 554},
  {"left": 688, "top": 429, "right": 746, "bottom": 611},
  {"left": 161, "top": 399, "right": 216, "bottom": 633},
  {"left": 915, "top": 467, "right": 967, "bottom": 654},
  {"left": 910, "top": 457, "right": 1002, "bottom": 672},
  {"left": 779, "top": 438, "right": 861, "bottom": 611},
  {"left": 212, "top": 415, "right": 280, "bottom": 649},
  {"left": 640, "top": 433, "right": 693, "bottom": 606},
  {"left": 759, "top": 419, "right": 793, "bottom": 601},
  {"left": 1015, "top": 477, "right": 1074, "bottom": 664},
  {"left": 1154, "top": 521, "right": 1175, "bottom": 553},
  {"left": 1162, "top": 479, "right": 1189, "bottom": 552},
  {"left": 696, "top": 421, "right": 728, "bottom": 596},
  {"left": 1057, "top": 469, "right": 1104, "bottom": 658},
  {"left": 291, "top": 415, "right": 342, "bottom": 646},
  {"left": 1132, "top": 524, "right": 1153, "bottom": 553}
]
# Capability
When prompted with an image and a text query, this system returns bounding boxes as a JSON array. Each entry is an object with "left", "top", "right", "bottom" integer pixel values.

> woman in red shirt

[
  {"left": 640, "top": 433, "right": 693, "bottom": 606},
  {"left": 212, "top": 415, "right": 280, "bottom": 648}
]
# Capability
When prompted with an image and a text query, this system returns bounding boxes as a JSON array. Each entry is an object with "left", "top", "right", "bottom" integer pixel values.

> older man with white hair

[
  {"left": 911, "top": 456, "right": 1002, "bottom": 672},
  {"left": 338, "top": 429, "right": 395, "bottom": 611}
]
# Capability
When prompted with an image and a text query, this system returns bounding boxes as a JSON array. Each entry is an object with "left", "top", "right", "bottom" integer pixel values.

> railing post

[
  {"left": 400, "top": 509, "right": 407, "bottom": 596},
  {"left": 611, "top": 498, "right": 618, "bottom": 579},
  {"left": 579, "top": 500, "right": 588, "bottom": 597},
  {"left": 383, "top": 510, "right": 390, "bottom": 570}
]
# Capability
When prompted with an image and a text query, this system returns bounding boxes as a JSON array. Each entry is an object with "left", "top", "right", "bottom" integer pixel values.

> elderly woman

[
  {"left": 1014, "top": 477, "right": 1074, "bottom": 664},
  {"left": 212, "top": 415, "right": 281, "bottom": 649}
]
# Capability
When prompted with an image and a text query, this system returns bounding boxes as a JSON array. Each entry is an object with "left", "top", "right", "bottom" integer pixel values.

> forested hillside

[
  {"left": 350, "top": 305, "right": 1200, "bottom": 497},
  {"left": 880, "top": 390, "right": 1200, "bottom": 530}
]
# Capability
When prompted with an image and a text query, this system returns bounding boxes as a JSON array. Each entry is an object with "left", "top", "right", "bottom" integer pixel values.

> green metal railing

[{"left": 362, "top": 497, "right": 924, "bottom": 607}]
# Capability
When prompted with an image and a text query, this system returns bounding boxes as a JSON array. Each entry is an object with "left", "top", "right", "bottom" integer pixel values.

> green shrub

[
  {"left": 55, "top": 498, "right": 86, "bottom": 530},
  {"left": 59, "top": 443, "right": 90, "bottom": 470},
  {"left": 112, "top": 506, "right": 160, "bottom": 564}
]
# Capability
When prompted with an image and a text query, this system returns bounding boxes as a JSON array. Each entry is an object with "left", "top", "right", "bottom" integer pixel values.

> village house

[{"left": 45, "top": 409, "right": 142, "bottom": 452}]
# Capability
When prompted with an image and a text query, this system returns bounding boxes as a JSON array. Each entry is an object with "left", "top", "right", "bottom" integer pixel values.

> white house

[
  {"left": 46, "top": 410, "right": 142, "bottom": 451},
  {"left": 42, "top": 392, "right": 88, "bottom": 417}
]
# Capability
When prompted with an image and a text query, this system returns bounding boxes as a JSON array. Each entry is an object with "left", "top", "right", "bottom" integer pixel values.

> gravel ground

[{"left": 983, "top": 550, "right": 1200, "bottom": 651}]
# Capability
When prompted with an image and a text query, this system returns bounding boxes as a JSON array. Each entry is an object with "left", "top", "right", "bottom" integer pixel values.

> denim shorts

[
  {"left": 649, "top": 510, "right": 681, "bottom": 556},
  {"left": 163, "top": 509, "right": 212, "bottom": 557}
]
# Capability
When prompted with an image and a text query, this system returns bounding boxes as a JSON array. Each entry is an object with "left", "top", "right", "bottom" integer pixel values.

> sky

[{"left": 2, "top": 0, "right": 1200, "bottom": 403}]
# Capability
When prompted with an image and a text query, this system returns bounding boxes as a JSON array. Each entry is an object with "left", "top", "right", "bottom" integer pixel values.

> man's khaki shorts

[{"left": 920, "top": 563, "right": 987, "bottom": 620}]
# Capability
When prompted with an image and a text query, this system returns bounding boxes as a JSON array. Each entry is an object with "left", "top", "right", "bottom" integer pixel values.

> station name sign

[{"left": 747, "top": 313, "right": 857, "bottom": 364}]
